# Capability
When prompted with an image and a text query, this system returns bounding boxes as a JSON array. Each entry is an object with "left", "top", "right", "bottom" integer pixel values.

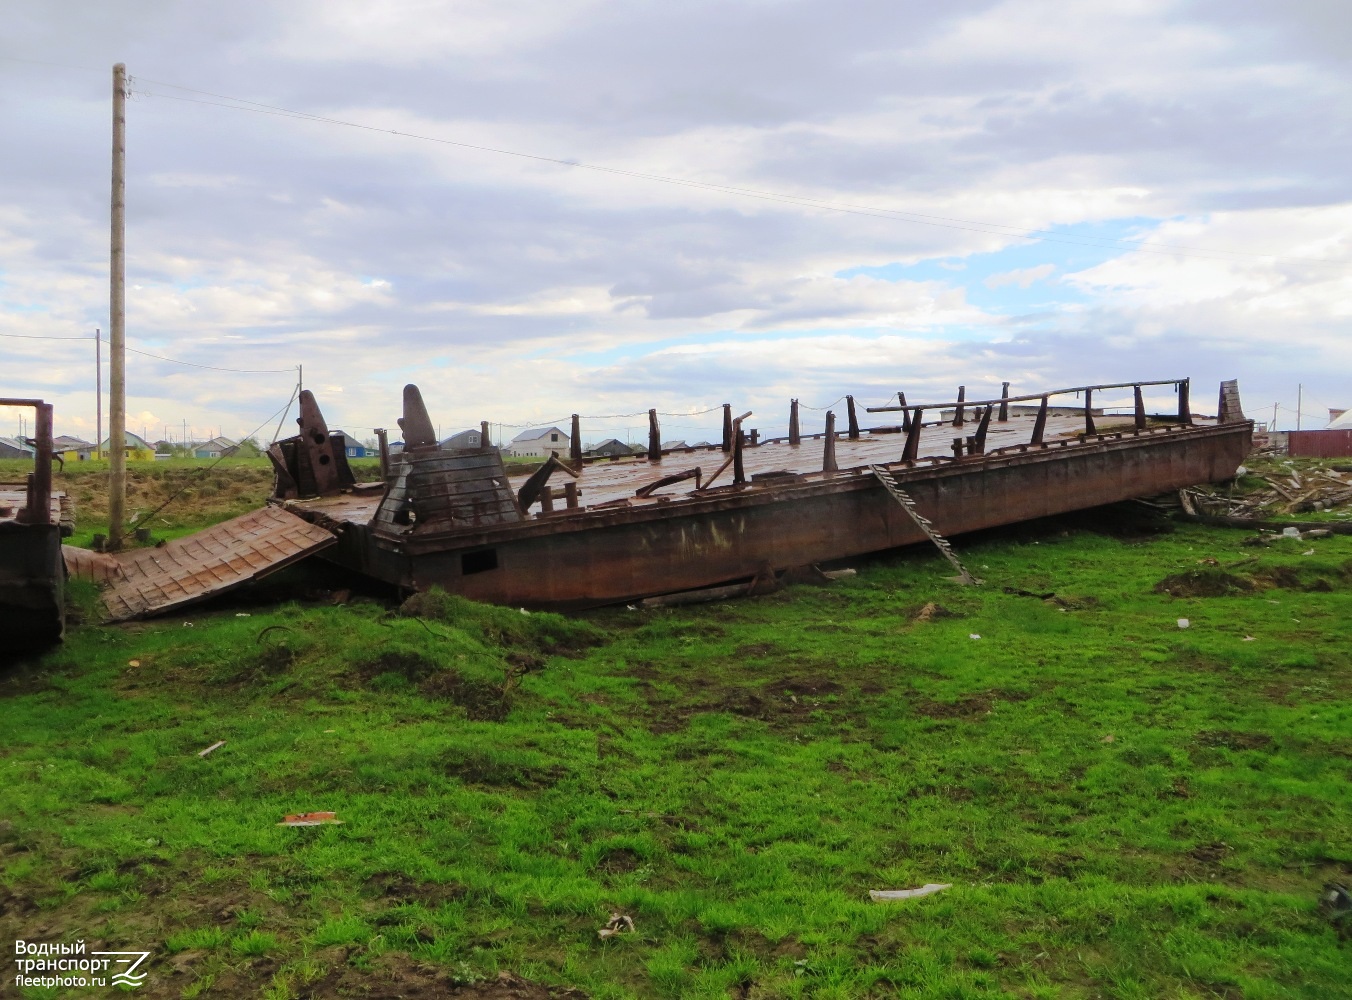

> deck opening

[{"left": 462, "top": 548, "right": 499, "bottom": 575}]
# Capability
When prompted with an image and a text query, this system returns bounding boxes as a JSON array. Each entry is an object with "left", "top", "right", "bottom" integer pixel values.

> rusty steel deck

[{"left": 101, "top": 506, "right": 336, "bottom": 621}]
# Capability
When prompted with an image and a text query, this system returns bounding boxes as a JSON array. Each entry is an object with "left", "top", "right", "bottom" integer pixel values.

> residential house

[
  {"left": 584, "top": 438, "right": 633, "bottom": 458},
  {"left": 0, "top": 436, "right": 34, "bottom": 459},
  {"left": 98, "top": 431, "right": 156, "bottom": 461},
  {"left": 334, "top": 432, "right": 367, "bottom": 458},
  {"left": 53, "top": 435, "right": 95, "bottom": 460},
  {"left": 441, "top": 429, "right": 484, "bottom": 450},
  {"left": 507, "top": 427, "right": 569, "bottom": 459},
  {"left": 194, "top": 436, "right": 238, "bottom": 459}
]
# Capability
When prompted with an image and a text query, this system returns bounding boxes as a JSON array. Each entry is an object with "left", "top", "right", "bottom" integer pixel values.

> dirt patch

[
  {"left": 355, "top": 652, "right": 513, "bottom": 721},
  {"left": 913, "top": 693, "right": 992, "bottom": 719},
  {"left": 1196, "top": 730, "right": 1274, "bottom": 751},
  {"left": 298, "top": 959, "right": 586, "bottom": 999},
  {"left": 364, "top": 871, "right": 468, "bottom": 907},
  {"left": 734, "top": 642, "right": 783, "bottom": 658},
  {"left": 1189, "top": 841, "right": 1233, "bottom": 864},
  {"left": 1154, "top": 570, "right": 1255, "bottom": 598},
  {"left": 593, "top": 847, "right": 641, "bottom": 874},
  {"left": 440, "top": 749, "right": 565, "bottom": 789}
]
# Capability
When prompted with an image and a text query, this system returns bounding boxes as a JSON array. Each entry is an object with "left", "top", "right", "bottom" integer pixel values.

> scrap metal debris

[
  {"left": 869, "top": 883, "right": 952, "bottom": 901},
  {"left": 278, "top": 811, "right": 343, "bottom": 827},
  {"left": 597, "top": 912, "right": 635, "bottom": 939}
]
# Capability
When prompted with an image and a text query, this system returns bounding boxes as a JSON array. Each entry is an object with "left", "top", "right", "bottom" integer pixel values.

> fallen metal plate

[{"left": 101, "top": 506, "right": 336, "bottom": 622}]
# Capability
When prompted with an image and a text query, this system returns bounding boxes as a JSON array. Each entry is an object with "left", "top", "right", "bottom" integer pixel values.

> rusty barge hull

[{"left": 298, "top": 419, "right": 1251, "bottom": 610}]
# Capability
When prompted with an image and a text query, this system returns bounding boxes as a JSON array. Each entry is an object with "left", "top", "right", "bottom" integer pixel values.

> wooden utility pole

[
  {"left": 108, "top": 63, "right": 127, "bottom": 549},
  {"left": 95, "top": 327, "right": 102, "bottom": 457}
]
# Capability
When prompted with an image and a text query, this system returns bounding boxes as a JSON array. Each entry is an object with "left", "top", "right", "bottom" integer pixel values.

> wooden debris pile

[{"left": 1171, "top": 465, "right": 1352, "bottom": 518}]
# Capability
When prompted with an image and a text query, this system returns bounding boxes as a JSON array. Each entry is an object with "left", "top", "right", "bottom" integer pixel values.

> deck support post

[
  {"left": 952, "top": 438, "right": 965, "bottom": 459},
  {"left": 1177, "top": 378, "right": 1192, "bottom": 424},
  {"left": 846, "top": 396, "right": 859, "bottom": 439},
  {"left": 749, "top": 429, "right": 759, "bottom": 446},
  {"left": 999, "top": 382, "right": 1010, "bottom": 422},
  {"left": 822, "top": 412, "right": 838, "bottom": 472},
  {"left": 733, "top": 428, "right": 746, "bottom": 485},
  {"left": 953, "top": 385, "right": 966, "bottom": 427},
  {"left": 898, "top": 392, "right": 911, "bottom": 433},
  {"left": 374, "top": 428, "right": 390, "bottom": 479},
  {"left": 902, "top": 407, "right": 924, "bottom": 462},
  {"left": 722, "top": 403, "right": 733, "bottom": 452},
  {"left": 973, "top": 404, "right": 992, "bottom": 454},
  {"left": 481, "top": 421, "right": 491, "bottom": 448},
  {"left": 1084, "top": 388, "right": 1096, "bottom": 437},
  {"left": 648, "top": 409, "right": 661, "bottom": 461},
  {"left": 1031, "top": 396, "right": 1049, "bottom": 446},
  {"left": 1134, "top": 386, "right": 1146, "bottom": 431},
  {"left": 570, "top": 414, "right": 582, "bottom": 465},
  {"left": 539, "top": 487, "right": 554, "bottom": 514},
  {"left": 788, "top": 399, "right": 801, "bottom": 445},
  {"left": 564, "top": 481, "right": 579, "bottom": 509}
]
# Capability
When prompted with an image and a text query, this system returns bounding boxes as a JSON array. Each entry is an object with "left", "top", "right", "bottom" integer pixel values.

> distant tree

[{"left": 235, "top": 437, "right": 264, "bottom": 458}]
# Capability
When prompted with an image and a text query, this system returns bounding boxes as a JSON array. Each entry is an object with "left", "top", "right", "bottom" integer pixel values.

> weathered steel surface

[
  {"left": 375, "top": 447, "right": 522, "bottom": 533},
  {"left": 290, "top": 419, "right": 1250, "bottom": 609},
  {"left": 0, "top": 397, "right": 70, "bottom": 645},
  {"left": 101, "top": 506, "right": 336, "bottom": 621}
]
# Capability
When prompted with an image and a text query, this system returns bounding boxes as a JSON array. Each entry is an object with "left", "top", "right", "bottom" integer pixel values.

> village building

[
  {"left": 98, "top": 430, "right": 156, "bottom": 461},
  {"left": 440, "top": 429, "right": 483, "bottom": 449},
  {"left": 507, "top": 426, "right": 569, "bottom": 459},
  {"left": 584, "top": 438, "right": 634, "bottom": 458},
  {"left": 0, "top": 436, "right": 35, "bottom": 459},
  {"left": 193, "top": 436, "right": 238, "bottom": 459}
]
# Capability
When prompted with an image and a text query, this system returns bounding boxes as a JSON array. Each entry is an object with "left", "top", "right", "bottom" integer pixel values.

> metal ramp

[
  {"left": 870, "top": 466, "right": 980, "bottom": 585},
  {"left": 101, "top": 506, "right": 337, "bottom": 621}
]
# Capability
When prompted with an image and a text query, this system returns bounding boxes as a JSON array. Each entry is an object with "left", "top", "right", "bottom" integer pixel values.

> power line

[
  {"left": 0, "top": 331, "right": 294, "bottom": 374},
  {"left": 125, "top": 80, "right": 1346, "bottom": 270}
]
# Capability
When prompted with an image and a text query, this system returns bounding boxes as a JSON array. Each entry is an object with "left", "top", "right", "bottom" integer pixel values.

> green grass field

[{"left": 2, "top": 502, "right": 1350, "bottom": 997}]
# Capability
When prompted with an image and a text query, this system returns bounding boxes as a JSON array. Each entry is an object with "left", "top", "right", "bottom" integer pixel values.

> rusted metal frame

[
  {"left": 1178, "top": 378, "right": 1192, "bottom": 424},
  {"left": 1083, "top": 388, "right": 1096, "bottom": 437},
  {"left": 822, "top": 412, "right": 838, "bottom": 472},
  {"left": 1134, "top": 386, "right": 1147, "bottom": 431},
  {"left": 516, "top": 454, "right": 579, "bottom": 512},
  {"left": 788, "top": 399, "right": 801, "bottom": 445},
  {"left": 267, "top": 444, "right": 300, "bottom": 499},
  {"left": 722, "top": 404, "right": 733, "bottom": 453},
  {"left": 398, "top": 384, "right": 438, "bottom": 449},
  {"left": 902, "top": 407, "right": 925, "bottom": 462},
  {"left": 648, "top": 409, "right": 661, "bottom": 461},
  {"left": 570, "top": 415, "right": 582, "bottom": 465},
  {"left": 898, "top": 392, "right": 911, "bottom": 432},
  {"left": 865, "top": 378, "right": 1189, "bottom": 413},
  {"left": 636, "top": 466, "right": 702, "bottom": 497},
  {"left": 846, "top": 396, "right": 860, "bottom": 439},
  {"left": 953, "top": 385, "right": 966, "bottom": 427},
  {"left": 999, "top": 382, "right": 1010, "bottom": 422},
  {"left": 0, "top": 398, "right": 53, "bottom": 526}
]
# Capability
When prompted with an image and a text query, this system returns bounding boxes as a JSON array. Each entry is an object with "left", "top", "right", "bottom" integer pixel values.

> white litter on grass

[
  {"left": 1282, "top": 526, "right": 1301, "bottom": 538},
  {"left": 969, "top": 634, "right": 981, "bottom": 640},
  {"left": 519, "top": 608, "right": 531, "bottom": 615},
  {"left": 1177, "top": 619, "right": 1190, "bottom": 629},
  {"left": 235, "top": 612, "right": 251, "bottom": 617},
  {"left": 1302, "top": 549, "right": 1315, "bottom": 556},
  {"left": 1243, "top": 636, "right": 1256, "bottom": 642},
  {"left": 870, "top": 883, "right": 952, "bottom": 901}
]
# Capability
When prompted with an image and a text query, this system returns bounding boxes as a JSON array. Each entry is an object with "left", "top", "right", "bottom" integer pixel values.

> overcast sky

[{"left": 2, "top": 0, "right": 1349, "bottom": 447}]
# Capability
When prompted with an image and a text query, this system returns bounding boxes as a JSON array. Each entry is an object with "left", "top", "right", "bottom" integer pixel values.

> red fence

[{"left": 1287, "top": 430, "right": 1352, "bottom": 458}]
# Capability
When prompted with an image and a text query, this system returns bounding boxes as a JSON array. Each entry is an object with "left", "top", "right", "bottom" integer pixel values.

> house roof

[
  {"left": 0, "top": 436, "right": 35, "bottom": 454},
  {"left": 587, "top": 438, "right": 631, "bottom": 451},
  {"left": 1328, "top": 409, "right": 1352, "bottom": 429},
  {"left": 99, "top": 431, "right": 153, "bottom": 450},
  {"left": 441, "top": 429, "right": 482, "bottom": 448},
  {"left": 53, "top": 435, "right": 93, "bottom": 450},
  {"left": 510, "top": 426, "right": 567, "bottom": 443},
  {"left": 661, "top": 440, "right": 688, "bottom": 450}
]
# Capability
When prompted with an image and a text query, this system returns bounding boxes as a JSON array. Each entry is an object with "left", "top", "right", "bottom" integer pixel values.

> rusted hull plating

[{"left": 313, "top": 420, "right": 1251, "bottom": 610}]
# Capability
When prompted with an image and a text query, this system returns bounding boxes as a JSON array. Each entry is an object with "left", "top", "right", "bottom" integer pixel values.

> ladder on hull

[{"left": 870, "top": 466, "right": 980, "bottom": 585}]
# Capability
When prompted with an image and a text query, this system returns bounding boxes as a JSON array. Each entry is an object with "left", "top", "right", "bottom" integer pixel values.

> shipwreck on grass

[{"left": 86, "top": 375, "right": 1253, "bottom": 623}]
